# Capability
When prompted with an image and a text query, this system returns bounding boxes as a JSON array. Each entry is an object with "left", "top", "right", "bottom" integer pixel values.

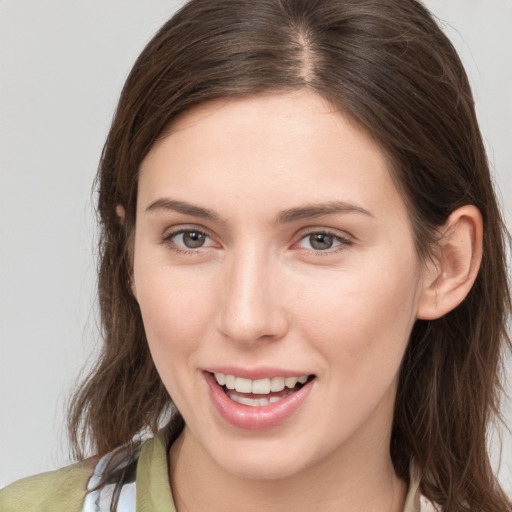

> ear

[
  {"left": 116, "top": 204, "right": 138, "bottom": 299},
  {"left": 417, "top": 205, "right": 483, "bottom": 320},
  {"left": 116, "top": 204, "right": 126, "bottom": 223}
]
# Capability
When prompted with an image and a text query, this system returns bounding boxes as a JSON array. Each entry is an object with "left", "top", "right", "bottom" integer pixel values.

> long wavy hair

[{"left": 69, "top": 0, "right": 511, "bottom": 510}]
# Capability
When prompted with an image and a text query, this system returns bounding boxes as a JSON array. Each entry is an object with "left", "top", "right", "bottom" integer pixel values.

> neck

[{"left": 169, "top": 426, "right": 407, "bottom": 512}]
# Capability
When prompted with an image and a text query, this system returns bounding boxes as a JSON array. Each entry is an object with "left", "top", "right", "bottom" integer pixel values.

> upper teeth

[{"left": 214, "top": 373, "right": 308, "bottom": 394}]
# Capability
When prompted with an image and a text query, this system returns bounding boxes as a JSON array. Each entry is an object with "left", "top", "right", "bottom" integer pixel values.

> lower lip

[{"left": 205, "top": 372, "right": 314, "bottom": 431}]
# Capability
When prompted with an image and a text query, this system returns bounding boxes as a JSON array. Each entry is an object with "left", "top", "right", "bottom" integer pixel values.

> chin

[
  {"left": 220, "top": 454, "right": 307, "bottom": 481},
  {"left": 203, "top": 433, "right": 329, "bottom": 482}
]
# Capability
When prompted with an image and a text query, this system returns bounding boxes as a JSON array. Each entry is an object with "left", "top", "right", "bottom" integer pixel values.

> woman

[{"left": 1, "top": 0, "right": 510, "bottom": 511}]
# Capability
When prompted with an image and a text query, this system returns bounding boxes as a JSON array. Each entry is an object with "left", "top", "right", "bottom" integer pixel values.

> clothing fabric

[{"left": 0, "top": 427, "right": 439, "bottom": 512}]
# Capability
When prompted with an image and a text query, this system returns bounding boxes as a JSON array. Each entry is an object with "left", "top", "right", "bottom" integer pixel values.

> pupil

[
  {"left": 310, "top": 233, "right": 333, "bottom": 250},
  {"left": 183, "top": 231, "right": 205, "bottom": 248}
]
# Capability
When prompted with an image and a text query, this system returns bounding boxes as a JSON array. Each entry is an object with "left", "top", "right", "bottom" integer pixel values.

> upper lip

[{"left": 203, "top": 366, "right": 314, "bottom": 380}]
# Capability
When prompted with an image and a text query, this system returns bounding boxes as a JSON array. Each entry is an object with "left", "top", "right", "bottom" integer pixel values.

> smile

[
  {"left": 214, "top": 373, "right": 309, "bottom": 392},
  {"left": 205, "top": 371, "right": 316, "bottom": 430},
  {"left": 214, "top": 372, "right": 310, "bottom": 406}
]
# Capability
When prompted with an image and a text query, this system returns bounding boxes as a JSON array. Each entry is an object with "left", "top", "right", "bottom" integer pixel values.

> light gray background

[{"left": 1, "top": 0, "right": 511, "bottom": 492}]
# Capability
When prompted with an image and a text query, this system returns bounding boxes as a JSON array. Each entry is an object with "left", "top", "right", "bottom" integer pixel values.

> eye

[
  {"left": 296, "top": 231, "right": 352, "bottom": 252},
  {"left": 163, "top": 228, "right": 217, "bottom": 252}
]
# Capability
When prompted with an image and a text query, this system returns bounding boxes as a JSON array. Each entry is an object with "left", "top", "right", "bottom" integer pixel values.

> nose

[{"left": 216, "top": 250, "right": 289, "bottom": 346}]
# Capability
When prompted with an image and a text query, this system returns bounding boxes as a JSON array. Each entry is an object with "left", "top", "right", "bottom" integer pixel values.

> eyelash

[
  {"left": 161, "top": 228, "right": 216, "bottom": 255},
  {"left": 161, "top": 228, "right": 353, "bottom": 256},
  {"left": 296, "top": 230, "right": 354, "bottom": 256}
]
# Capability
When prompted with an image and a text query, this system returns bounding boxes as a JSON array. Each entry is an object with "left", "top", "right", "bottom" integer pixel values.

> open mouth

[{"left": 211, "top": 372, "right": 316, "bottom": 407}]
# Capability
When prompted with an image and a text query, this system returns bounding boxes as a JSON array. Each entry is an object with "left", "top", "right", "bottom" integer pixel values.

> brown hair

[{"left": 69, "top": 0, "right": 511, "bottom": 510}]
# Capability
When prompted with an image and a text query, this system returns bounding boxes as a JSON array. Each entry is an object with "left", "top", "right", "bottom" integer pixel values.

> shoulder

[
  {"left": 0, "top": 459, "right": 96, "bottom": 512},
  {"left": 0, "top": 426, "right": 178, "bottom": 512}
]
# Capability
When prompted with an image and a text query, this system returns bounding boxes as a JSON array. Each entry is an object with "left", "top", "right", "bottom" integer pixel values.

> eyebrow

[
  {"left": 145, "top": 198, "right": 219, "bottom": 221},
  {"left": 276, "top": 202, "right": 373, "bottom": 223},
  {"left": 145, "top": 197, "right": 372, "bottom": 223}
]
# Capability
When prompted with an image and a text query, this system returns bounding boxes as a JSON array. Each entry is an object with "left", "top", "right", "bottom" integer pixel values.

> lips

[{"left": 205, "top": 370, "right": 315, "bottom": 430}]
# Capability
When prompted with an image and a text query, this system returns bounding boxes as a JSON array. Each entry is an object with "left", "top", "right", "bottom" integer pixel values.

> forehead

[{"left": 138, "top": 90, "right": 404, "bottom": 223}]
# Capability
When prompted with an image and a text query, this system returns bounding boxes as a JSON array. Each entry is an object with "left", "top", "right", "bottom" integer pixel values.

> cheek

[
  {"left": 296, "top": 255, "right": 421, "bottom": 381},
  {"left": 134, "top": 262, "right": 218, "bottom": 369},
  {"left": 134, "top": 270, "right": 219, "bottom": 415}
]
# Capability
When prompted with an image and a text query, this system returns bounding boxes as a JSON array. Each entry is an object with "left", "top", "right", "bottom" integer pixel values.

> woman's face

[{"left": 133, "top": 90, "right": 428, "bottom": 480}]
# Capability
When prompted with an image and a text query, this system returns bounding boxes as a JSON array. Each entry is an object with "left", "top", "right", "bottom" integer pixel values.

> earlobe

[
  {"left": 116, "top": 204, "right": 126, "bottom": 224},
  {"left": 417, "top": 205, "right": 483, "bottom": 320}
]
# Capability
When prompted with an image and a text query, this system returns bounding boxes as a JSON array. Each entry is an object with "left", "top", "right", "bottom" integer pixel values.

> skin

[{"left": 130, "top": 90, "right": 482, "bottom": 511}]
